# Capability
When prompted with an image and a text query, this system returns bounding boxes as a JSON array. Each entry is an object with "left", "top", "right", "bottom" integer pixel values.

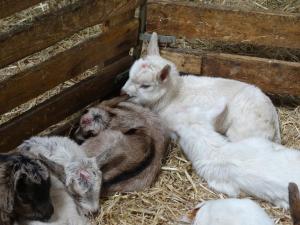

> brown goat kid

[
  {"left": 289, "top": 182, "right": 300, "bottom": 225},
  {"left": 0, "top": 151, "right": 53, "bottom": 225},
  {"left": 74, "top": 96, "right": 170, "bottom": 195}
]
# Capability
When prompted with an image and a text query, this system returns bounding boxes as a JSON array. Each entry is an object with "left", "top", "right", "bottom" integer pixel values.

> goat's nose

[
  {"left": 81, "top": 117, "right": 92, "bottom": 125},
  {"left": 40, "top": 204, "right": 54, "bottom": 221}
]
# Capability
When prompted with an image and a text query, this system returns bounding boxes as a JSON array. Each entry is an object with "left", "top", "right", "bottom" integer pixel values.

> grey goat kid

[
  {"left": 0, "top": 151, "right": 53, "bottom": 225},
  {"left": 18, "top": 136, "right": 109, "bottom": 216}
]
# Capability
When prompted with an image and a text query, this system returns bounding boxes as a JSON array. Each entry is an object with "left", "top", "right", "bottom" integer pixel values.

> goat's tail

[{"left": 289, "top": 182, "right": 300, "bottom": 225}]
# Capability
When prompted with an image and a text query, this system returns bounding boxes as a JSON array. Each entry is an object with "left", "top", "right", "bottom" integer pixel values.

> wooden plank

[
  {"left": 161, "top": 50, "right": 202, "bottom": 74},
  {"left": 160, "top": 48, "right": 300, "bottom": 96},
  {"left": 0, "top": 0, "right": 43, "bottom": 19},
  {"left": 0, "top": 0, "right": 141, "bottom": 68},
  {"left": 202, "top": 53, "right": 300, "bottom": 96},
  {"left": 147, "top": 0, "right": 300, "bottom": 49},
  {"left": 0, "top": 19, "right": 139, "bottom": 115},
  {"left": 0, "top": 56, "right": 133, "bottom": 151}
]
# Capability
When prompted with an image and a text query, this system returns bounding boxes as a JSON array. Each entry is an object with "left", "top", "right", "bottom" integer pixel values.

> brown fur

[
  {"left": 75, "top": 96, "right": 170, "bottom": 196},
  {"left": 289, "top": 182, "right": 300, "bottom": 225}
]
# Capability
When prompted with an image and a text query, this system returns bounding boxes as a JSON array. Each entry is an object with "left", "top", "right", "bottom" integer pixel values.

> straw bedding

[
  {"left": 0, "top": 0, "right": 299, "bottom": 224},
  {"left": 94, "top": 106, "right": 300, "bottom": 225}
]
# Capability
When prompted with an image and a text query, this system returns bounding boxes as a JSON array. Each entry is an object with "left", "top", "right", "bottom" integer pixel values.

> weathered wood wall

[
  {"left": 147, "top": 0, "right": 300, "bottom": 97},
  {"left": 0, "top": 0, "right": 143, "bottom": 151},
  {"left": 161, "top": 49, "right": 300, "bottom": 96},
  {"left": 147, "top": 0, "right": 300, "bottom": 49},
  {"left": 0, "top": 0, "right": 43, "bottom": 19}
]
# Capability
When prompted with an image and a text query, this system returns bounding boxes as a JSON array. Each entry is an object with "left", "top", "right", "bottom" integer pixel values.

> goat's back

[{"left": 99, "top": 102, "right": 170, "bottom": 195}]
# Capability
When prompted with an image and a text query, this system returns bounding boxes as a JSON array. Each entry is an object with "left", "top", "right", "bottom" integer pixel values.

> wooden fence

[
  {"left": 0, "top": 0, "right": 144, "bottom": 151},
  {"left": 147, "top": 0, "right": 300, "bottom": 96}
]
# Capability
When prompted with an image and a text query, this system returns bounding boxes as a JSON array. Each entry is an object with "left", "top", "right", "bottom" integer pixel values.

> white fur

[
  {"left": 122, "top": 32, "right": 280, "bottom": 143},
  {"left": 19, "top": 136, "right": 86, "bottom": 165},
  {"left": 179, "top": 198, "right": 274, "bottom": 225},
  {"left": 175, "top": 102, "right": 300, "bottom": 209}
]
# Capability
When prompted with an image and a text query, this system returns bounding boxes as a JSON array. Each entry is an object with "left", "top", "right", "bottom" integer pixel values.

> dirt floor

[{"left": 0, "top": 0, "right": 299, "bottom": 224}]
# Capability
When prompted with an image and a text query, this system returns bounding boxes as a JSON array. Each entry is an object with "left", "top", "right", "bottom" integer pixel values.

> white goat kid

[
  {"left": 179, "top": 198, "right": 274, "bottom": 225},
  {"left": 122, "top": 32, "right": 280, "bottom": 143},
  {"left": 18, "top": 136, "right": 109, "bottom": 224},
  {"left": 175, "top": 101, "right": 300, "bottom": 209}
]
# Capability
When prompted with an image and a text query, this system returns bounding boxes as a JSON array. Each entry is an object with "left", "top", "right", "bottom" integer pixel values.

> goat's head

[
  {"left": 74, "top": 107, "right": 111, "bottom": 144},
  {"left": 39, "top": 150, "right": 110, "bottom": 216},
  {"left": 122, "top": 32, "right": 179, "bottom": 106},
  {"left": 0, "top": 152, "right": 53, "bottom": 222}
]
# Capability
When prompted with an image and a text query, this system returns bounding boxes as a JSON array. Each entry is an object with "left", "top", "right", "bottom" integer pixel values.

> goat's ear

[
  {"left": 159, "top": 64, "right": 171, "bottom": 82},
  {"left": 39, "top": 154, "right": 66, "bottom": 185},
  {"left": 289, "top": 182, "right": 300, "bottom": 225},
  {"left": 95, "top": 150, "right": 111, "bottom": 169},
  {"left": 0, "top": 165, "right": 14, "bottom": 213},
  {"left": 72, "top": 127, "right": 86, "bottom": 145},
  {"left": 147, "top": 32, "right": 160, "bottom": 56},
  {"left": 178, "top": 203, "right": 204, "bottom": 224}
]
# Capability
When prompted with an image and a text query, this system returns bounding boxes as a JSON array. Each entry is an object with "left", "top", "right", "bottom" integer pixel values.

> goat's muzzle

[{"left": 39, "top": 204, "right": 54, "bottom": 222}]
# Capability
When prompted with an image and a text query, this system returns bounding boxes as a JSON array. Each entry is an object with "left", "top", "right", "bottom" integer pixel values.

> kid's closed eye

[
  {"left": 94, "top": 114, "right": 101, "bottom": 120},
  {"left": 140, "top": 84, "right": 151, "bottom": 89}
]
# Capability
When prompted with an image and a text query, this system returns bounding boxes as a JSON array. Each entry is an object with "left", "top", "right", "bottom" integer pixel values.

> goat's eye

[
  {"left": 83, "top": 109, "right": 89, "bottom": 114},
  {"left": 94, "top": 114, "right": 101, "bottom": 120},
  {"left": 140, "top": 84, "right": 151, "bottom": 89}
]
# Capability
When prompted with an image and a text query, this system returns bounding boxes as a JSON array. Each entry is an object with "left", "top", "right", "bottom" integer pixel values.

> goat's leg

[
  {"left": 207, "top": 180, "right": 240, "bottom": 197},
  {"left": 100, "top": 95, "right": 129, "bottom": 107},
  {"left": 102, "top": 143, "right": 152, "bottom": 183}
]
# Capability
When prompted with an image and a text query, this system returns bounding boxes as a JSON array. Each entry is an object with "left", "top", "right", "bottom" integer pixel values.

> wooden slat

[
  {"left": 0, "top": 0, "right": 141, "bottom": 68},
  {"left": 201, "top": 53, "right": 300, "bottom": 96},
  {"left": 0, "top": 0, "right": 43, "bottom": 19},
  {"left": 148, "top": 0, "right": 300, "bottom": 49},
  {"left": 0, "top": 19, "right": 139, "bottom": 115},
  {"left": 0, "top": 56, "right": 133, "bottom": 151},
  {"left": 161, "top": 50, "right": 202, "bottom": 74},
  {"left": 161, "top": 49, "right": 300, "bottom": 96}
]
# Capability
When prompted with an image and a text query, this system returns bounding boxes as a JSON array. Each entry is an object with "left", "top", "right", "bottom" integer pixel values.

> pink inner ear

[
  {"left": 160, "top": 65, "right": 171, "bottom": 81},
  {"left": 79, "top": 170, "right": 90, "bottom": 180}
]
